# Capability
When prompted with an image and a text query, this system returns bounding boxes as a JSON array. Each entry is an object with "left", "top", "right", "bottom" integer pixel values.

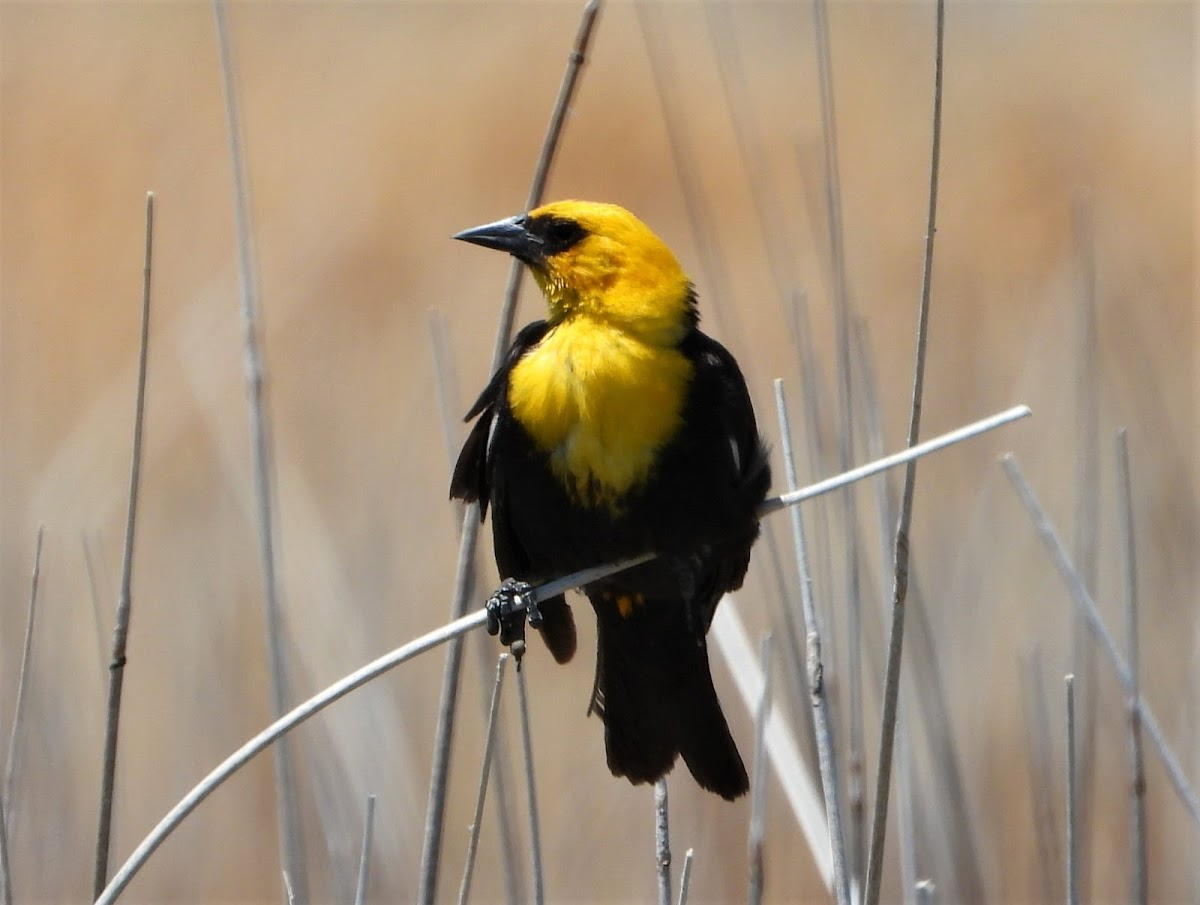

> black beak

[{"left": 453, "top": 214, "right": 542, "bottom": 264}]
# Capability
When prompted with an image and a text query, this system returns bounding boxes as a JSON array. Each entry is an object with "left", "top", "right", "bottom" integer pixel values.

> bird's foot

[{"left": 485, "top": 579, "right": 541, "bottom": 660}]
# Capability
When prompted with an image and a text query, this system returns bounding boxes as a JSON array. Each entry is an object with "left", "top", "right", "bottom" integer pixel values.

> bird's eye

[{"left": 539, "top": 217, "right": 587, "bottom": 254}]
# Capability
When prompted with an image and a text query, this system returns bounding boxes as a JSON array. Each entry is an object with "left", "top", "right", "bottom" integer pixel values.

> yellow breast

[{"left": 507, "top": 316, "right": 693, "bottom": 511}]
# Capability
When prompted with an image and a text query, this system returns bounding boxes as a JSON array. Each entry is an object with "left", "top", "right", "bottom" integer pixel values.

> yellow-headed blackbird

[{"left": 450, "top": 201, "right": 770, "bottom": 800}]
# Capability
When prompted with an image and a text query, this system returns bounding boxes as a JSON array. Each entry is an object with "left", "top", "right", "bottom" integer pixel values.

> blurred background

[{"left": 0, "top": 1, "right": 1194, "bottom": 902}]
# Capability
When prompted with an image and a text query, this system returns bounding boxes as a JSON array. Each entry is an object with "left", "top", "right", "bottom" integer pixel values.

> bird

[{"left": 450, "top": 200, "right": 770, "bottom": 800}]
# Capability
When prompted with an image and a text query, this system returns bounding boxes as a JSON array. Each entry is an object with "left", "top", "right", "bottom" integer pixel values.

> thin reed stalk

[
  {"left": 458, "top": 654, "right": 510, "bottom": 905},
  {"left": 787, "top": 290, "right": 837, "bottom": 675},
  {"left": 1066, "top": 674, "right": 1078, "bottom": 905},
  {"left": 212, "top": 5, "right": 307, "bottom": 898},
  {"left": 93, "top": 191, "right": 155, "bottom": 898},
  {"left": 854, "top": 314, "right": 985, "bottom": 902},
  {"left": 863, "top": 1, "right": 946, "bottom": 901},
  {"left": 761, "top": 406, "right": 1028, "bottom": 518},
  {"left": 420, "top": 515, "right": 482, "bottom": 900},
  {"left": 4, "top": 528, "right": 43, "bottom": 837},
  {"left": 1019, "top": 648, "right": 1063, "bottom": 903},
  {"left": 677, "top": 849, "right": 695, "bottom": 905},
  {"left": 1116, "top": 429, "right": 1148, "bottom": 905},
  {"left": 1069, "top": 190, "right": 1098, "bottom": 899},
  {"left": 851, "top": 318, "right": 919, "bottom": 905},
  {"left": 427, "top": 312, "right": 523, "bottom": 904},
  {"left": 655, "top": 780, "right": 671, "bottom": 905},
  {"left": 748, "top": 636, "right": 774, "bottom": 905},
  {"left": 809, "top": 0, "right": 866, "bottom": 878},
  {"left": 775, "top": 381, "right": 851, "bottom": 905},
  {"left": 417, "top": 5, "right": 602, "bottom": 899},
  {"left": 0, "top": 791, "right": 9, "bottom": 905},
  {"left": 515, "top": 663, "right": 544, "bottom": 905},
  {"left": 353, "top": 795, "right": 376, "bottom": 905}
]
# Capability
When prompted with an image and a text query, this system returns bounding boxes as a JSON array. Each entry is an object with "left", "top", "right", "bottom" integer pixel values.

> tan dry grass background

[{"left": 0, "top": 1, "right": 1195, "bottom": 903}]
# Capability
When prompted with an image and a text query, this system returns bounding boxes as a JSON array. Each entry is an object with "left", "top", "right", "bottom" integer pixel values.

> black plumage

[{"left": 451, "top": 321, "right": 770, "bottom": 800}]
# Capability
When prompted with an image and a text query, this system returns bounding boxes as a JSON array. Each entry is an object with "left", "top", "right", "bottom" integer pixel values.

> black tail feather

[
  {"left": 674, "top": 669, "right": 749, "bottom": 799},
  {"left": 590, "top": 591, "right": 748, "bottom": 799}
]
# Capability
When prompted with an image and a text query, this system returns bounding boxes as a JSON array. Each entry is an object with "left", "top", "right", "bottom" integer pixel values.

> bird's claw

[{"left": 485, "top": 579, "right": 540, "bottom": 656}]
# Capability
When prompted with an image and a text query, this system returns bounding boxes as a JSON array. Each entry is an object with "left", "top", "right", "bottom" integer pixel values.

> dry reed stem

[
  {"left": 654, "top": 779, "right": 671, "bottom": 905},
  {"left": 851, "top": 318, "right": 919, "bottom": 905},
  {"left": 1069, "top": 189, "right": 1099, "bottom": 899},
  {"left": 747, "top": 635, "right": 773, "bottom": 905},
  {"left": 353, "top": 795, "right": 377, "bottom": 905},
  {"left": 468, "top": 638, "right": 522, "bottom": 905},
  {"left": 1019, "top": 648, "right": 1064, "bottom": 903},
  {"left": 212, "top": 5, "right": 308, "bottom": 898},
  {"left": 761, "top": 406, "right": 1028, "bottom": 518},
  {"left": 676, "top": 848, "right": 695, "bottom": 905},
  {"left": 419, "top": 515, "right": 483, "bottom": 902},
  {"left": 93, "top": 190, "right": 154, "bottom": 898},
  {"left": 775, "top": 380, "right": 851, "bottom": 905},
  {"left": 863, "top": 0, "right": 945, "bottom": 901},
  {"left": 515, "top": 662, "right": 544, "bottom": 905},
  {"left": 1115, "top": 429, "right": 1148, "bottom": 905},
  {"left": 417, "top": 5, "right": 602, "bottom": 899},
  {"left": 0, "top": 527, "right": 38, "bottom": 905},
  {"left": 457, "top": 654, "right": 510, "bottom": 905},
  {"left": 4, "top": 527, "right": 42, "bottom": 839},
  {"left": 809, "top": 0, "right": 865, "bottom": 878},
  {"left": 1066, "top": 674, "right": 1078, "bottom": 905},
  {"left": 427, "top": 310, "right": 522, "bottom": 904},
  {"left": 855, "top": 313, "right": 985, "bottom": 903},
  {"left": 0, "top": 790, "right": 9, "bottom": 905},
  {"left": 787, "top": 290, "right": 837, "bottom": 675}
]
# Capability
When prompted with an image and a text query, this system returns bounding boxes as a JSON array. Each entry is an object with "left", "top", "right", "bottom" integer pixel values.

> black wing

[
  {"left": 449, "top": 320, "right": 549, "bottom": 518},
  {"left": 686, "top": 330, "right": 770, "bottom": 496},
  {"left": 667, "top": 329, "right": 771, "bottom": 632}
]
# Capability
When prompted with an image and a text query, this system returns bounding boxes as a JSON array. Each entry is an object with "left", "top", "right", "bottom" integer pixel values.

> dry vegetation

[{"left": 0, "top": 2, "right": 1195, "bottom": 903}]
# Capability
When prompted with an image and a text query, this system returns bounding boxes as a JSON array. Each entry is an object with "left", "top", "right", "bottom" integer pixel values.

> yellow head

[{"left": 454, "top": 200, "right": 696, "bottom": 345}]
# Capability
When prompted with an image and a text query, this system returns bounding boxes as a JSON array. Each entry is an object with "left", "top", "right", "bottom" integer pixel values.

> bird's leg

[{"left": 485, "top": 578, "right": 542, "bottom": 659}]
